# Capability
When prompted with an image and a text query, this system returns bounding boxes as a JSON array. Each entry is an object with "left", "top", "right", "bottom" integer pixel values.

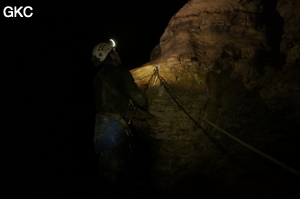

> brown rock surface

[{"left": 131, "top": 0, "right": 300, "bottom": 197}]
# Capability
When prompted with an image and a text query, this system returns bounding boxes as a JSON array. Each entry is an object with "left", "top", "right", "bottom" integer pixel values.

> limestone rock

[{"left": 131, "top": 0, "right": 300, "bottom": 196}]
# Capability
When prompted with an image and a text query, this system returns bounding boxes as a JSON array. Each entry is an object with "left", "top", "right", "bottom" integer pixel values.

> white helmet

[{"left": 92, "top": 39, "right": 116, "bottom": 62}]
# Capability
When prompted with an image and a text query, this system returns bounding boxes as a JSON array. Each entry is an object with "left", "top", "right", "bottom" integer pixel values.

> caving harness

[{"left": 95, "top": 65, "right": 155, "bottom": 155}]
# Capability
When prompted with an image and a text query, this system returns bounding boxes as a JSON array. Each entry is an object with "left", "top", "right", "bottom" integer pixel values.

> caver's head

[{"left": 91, "top": 39, "right": 121, "bottom": 66}]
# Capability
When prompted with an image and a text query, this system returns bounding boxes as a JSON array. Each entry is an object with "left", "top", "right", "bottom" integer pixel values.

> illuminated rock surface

[{"left": 131, "top": 0, "right": 300, "bottom": 197}]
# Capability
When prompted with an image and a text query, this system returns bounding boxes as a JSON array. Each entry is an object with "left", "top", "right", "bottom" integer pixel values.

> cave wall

[{"left": 131, "top": 0, "right": 300, "bottom": 196}]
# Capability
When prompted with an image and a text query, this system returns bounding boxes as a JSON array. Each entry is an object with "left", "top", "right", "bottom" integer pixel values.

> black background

[{"left": 1, "top": 1, "right": 188, "bottom": 198}]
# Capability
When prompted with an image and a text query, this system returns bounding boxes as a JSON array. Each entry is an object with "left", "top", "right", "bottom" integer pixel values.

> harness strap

[
  {"left": 104, "top": 113, "right": 129, "bottom": 128},
  {"left": 100, "top": 112, "right": 132, "bottom": 136}
]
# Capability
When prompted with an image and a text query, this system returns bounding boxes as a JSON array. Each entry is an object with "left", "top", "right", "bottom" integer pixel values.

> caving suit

[{"left": 93, "top": 62, "right": 148, "bottom": 184}]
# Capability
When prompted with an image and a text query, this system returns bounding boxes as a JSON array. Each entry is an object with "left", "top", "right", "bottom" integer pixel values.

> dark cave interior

[{"left": 1, "top": 0, "right": 300, "bottom": 199}]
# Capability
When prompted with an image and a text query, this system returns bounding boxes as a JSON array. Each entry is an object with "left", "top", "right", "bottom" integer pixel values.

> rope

[
  {"left": 143, "top": 66, "right": 159, "bottom": 92},
  {"left": 148, "top": 67, "right": 300, "bottom": 176},
  {"left": 129, "top": 67, "right": 157, "bottom": 125}
]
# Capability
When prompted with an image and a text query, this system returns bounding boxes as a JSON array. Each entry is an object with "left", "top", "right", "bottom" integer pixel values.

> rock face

[{"left": 131, "top": 0, "right": 300, "bottom": 197}]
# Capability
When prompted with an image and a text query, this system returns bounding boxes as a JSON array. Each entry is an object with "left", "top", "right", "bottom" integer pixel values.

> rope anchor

[{"left": 152, "top": 66, "right": 159, "bottom": 87}]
